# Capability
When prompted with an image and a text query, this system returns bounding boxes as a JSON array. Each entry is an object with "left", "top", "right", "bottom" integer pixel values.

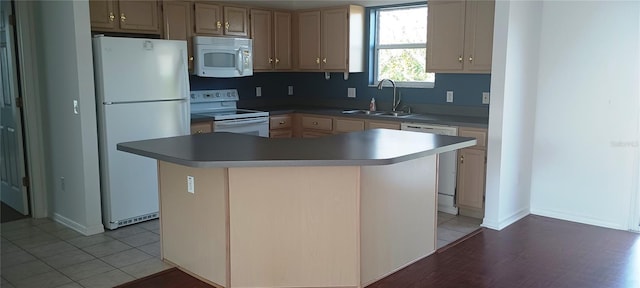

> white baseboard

[
  {"left": 530, "top": 208, "right": 627, "bottom": 231},
  {"left": 53, "top": 213, "right": 104, "bottom": 236},
  {"left": 482, "top": 208, "right": 529, "bottom": 230}
]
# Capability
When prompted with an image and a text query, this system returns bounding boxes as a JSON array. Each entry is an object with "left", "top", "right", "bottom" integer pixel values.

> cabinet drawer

[
  {"left": 270, "top": 129, "right": 293, "bottom": 138},
  {"left": 191, "top": 121, "right": 213, "bottom": 134},
  {"left": 270, "top": 115, "right": 292, "bottom": 129},
  {"left": 334, "top": 118, "right": 364, "bottom": 133},
  {"left": 301, "top": 116, "right": 332, "bottom": 131},
  {"left": 302, "top": 131, "right": 332, "bottom": 138},
  {"left": 459, "top": 127, "right": 487, "bottom": 149}
]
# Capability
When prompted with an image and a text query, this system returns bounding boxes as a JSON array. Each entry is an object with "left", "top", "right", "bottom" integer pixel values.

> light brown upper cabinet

[
  {"left": 426, "top": 0, "right": 494, "bottom": 73},
  {"left": 251, "top": 9, "right": 292, "bottom": 71},
  {"left": 162, "top": 1, "right": 194, "bottom": 72},
  {"left": 194, "top": 3, "right": 249, "bottom": 37},
  {"left": 296, "top": 5, "right": 364, "bottom": 72},
  {"left": 89, "top": 0, "right": 160, "bottom": 34}
]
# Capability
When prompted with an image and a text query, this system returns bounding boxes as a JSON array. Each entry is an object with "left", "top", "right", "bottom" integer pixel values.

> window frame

[{"left": 370, "top": 4, "right": 434, "bottom": 88}]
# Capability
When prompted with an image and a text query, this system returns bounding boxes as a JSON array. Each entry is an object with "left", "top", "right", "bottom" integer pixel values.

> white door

[{"left": 0, "top": 0, "right": 29, "bottom": 215}]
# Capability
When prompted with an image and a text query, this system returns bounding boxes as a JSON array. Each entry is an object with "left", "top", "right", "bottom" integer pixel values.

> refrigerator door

[
  {"left": 93, "top": 36, "right": 189, "bottom": 103},
  {"left": 99, "top": 100, "right": 189, "bottom": 229}
]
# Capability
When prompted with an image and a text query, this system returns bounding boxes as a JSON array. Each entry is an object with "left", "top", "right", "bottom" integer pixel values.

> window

[{"left": 372, "top": 5, "right": 434, "bottom": 88}]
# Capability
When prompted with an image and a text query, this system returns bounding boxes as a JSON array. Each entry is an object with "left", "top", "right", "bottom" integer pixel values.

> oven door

[{"left": 213, "top": 117, "right": 269, "bottom": 137}]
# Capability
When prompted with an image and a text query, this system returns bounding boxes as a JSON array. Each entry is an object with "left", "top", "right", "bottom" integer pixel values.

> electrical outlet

[
  {"left": 60, "top": 177, "right": 65, "bottom": 191},
  {"left": 482, "top": 92, "right": 490, "bottom": 104},
  {"left": 288, "top": 86, "right": 294, "bottom": 95},
  {"left": 348, "top": 88, "right": 356, "bottom": 98},
  {"left": 187, "top": 176, "right": 194, "bottom": 194},
  {"left": 256, "top": 87, "right": 262, "bottom": 97},
  {"left": 446, "top": 91, "right": 454, "bottom": 103}
]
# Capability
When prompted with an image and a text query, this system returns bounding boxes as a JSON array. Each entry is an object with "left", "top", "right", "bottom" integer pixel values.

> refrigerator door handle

[{"left": 104, "top": 98, "right": 188, "bottom": 105}]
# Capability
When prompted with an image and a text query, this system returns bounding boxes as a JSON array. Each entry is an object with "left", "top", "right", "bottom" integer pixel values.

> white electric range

[{"left": 190, "top": 89, "right": 269, "bottom": 137}]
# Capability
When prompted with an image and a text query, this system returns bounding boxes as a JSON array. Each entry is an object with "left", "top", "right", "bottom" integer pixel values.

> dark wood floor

[
  {"left": 115, "top": 267, "right": 214, "bottom": 288},
  {"left": 117, "top": 215, "right": 640, "bottom": 288},
  {"left": 369, "top": 215, "right": 640, "bottom": 288},
  {"left": 1, "top": 201, "right": 29, "bottom": 223}
]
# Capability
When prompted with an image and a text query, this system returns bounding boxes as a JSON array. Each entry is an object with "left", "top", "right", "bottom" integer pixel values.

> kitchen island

[{"left": 118, "top": 129, "right": 476, "bottom": 288}]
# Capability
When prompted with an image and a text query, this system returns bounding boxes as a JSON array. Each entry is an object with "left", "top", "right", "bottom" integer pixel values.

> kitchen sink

[
  {"left": 376, "top": 111, "right": 414, "bottom": 118},
  {"left": 341, "top": 109, "right": 383, "bottom": 115}
]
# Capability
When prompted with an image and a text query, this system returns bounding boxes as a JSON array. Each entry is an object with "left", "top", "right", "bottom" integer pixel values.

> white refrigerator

[{"left": 93, "top": 36, "right": 190, "bottom": 229}]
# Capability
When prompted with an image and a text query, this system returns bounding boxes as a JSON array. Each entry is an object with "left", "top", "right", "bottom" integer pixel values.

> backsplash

[{"left": 189, "top": 72, "right": 491, "bottom": 107}]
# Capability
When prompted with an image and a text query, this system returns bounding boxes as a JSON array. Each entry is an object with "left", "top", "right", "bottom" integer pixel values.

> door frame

[{"left": 13, "top": 0, "right": 47, "bottom": 218}]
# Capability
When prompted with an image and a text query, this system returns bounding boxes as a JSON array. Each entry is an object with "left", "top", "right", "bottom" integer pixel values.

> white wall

[
  {"left": 529, "top": 1, "right": 640, "bottom": 230},
  {"left": 484, "top": 0, "right": 542, "bottom": 230},
  {"left": 35, "top": 0, "right": 103, "bottom": 235}
]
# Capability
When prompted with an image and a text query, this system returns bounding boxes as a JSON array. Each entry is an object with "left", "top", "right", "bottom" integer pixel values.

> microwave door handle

[
  {"left": 217, "top": 118, "right": 268, "bottom": 127},
  {"left": 236, "top": 49, "right": 244, "bottom": 75}
]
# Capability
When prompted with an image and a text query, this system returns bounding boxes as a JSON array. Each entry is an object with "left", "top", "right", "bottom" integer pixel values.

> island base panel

[
  {"left": 361, "top": 156, "right": 438, "bottom": 286},
  {"left": 159, "top": 161, "right": 228, "bottom": 287},
  {"left": 228, "top": 166, "right": 360, "bottom": 288}
]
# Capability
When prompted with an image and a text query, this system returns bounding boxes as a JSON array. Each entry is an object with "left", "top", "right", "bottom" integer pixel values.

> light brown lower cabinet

[
  {"left": 190, "top": 121, "right": 212, "bottom": 135},
  {"left": 456, "top": 127, "right": 487, "bottom": 218},
  {"left": 333, "top": 118, "right": 365, "bottom": 134},
  {"left": 365, "top": 120, "right": 401, "bottom": 130}
]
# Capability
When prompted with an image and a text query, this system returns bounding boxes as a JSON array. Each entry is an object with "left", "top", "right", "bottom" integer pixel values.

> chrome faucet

[{"left": 377, "top": 79, "right": 401, "bottom": 112}]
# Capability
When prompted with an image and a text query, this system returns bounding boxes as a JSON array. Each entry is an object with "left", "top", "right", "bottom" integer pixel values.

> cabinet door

[
  {"left": 251, "top": 9, "right": 273, "bottom": 71},
  {"left": 456, "top": 148, "right": 486, "bottom": 209},
  {"left": 195, "top": 3, "right": 223, "bottom": 35},
  {"left": 118, "top": 0, "right": 160, "bottom": 33},
  {"left": 273, "top": 11, "right": 292, "bottom": 70},
  {"left": 334, "top": 118, "right": 364, "bottom": 133},
  {"left": 365, "top": 121, "right": 400, "bottom": 130},
  {"left": 297, "top": 10, "right": 321, "bottom": 70},
  {"left": 463, "top": 0, "right": 494, "bottom": 73},
  {"left": 426, "top": 0, "right": 465, "bottom": 72},
  {"left": 89, "top": 0, "right": 117, "bottom": 31},
  {"left": 321, "top": 7, "right": 348, "bottom": 71},
  {"left": 224, "top": 6, "right": 249, "bottom": 37},
  {"left": 162, "top": 1, "right": 193, "bottom": 72}
]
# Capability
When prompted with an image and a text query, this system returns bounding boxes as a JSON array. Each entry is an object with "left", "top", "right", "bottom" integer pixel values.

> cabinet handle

[
  {"left": 269, "top": 58, "right": 273, "bottom": 63},
  {"left": 120, "top": 13, "right": 126, "bottom": 23},
  {"left": 189, "top": 56, "right": 194, "bottom": 61},
  {"left": 225, "top": 22, "right": 230, "bottom": 31},
  {"left": 458, "top": 55, "right": 463, "bottom": 63},
  {"left": 460, "top": 155, "right": 464, "bottom": 164},
  {"left": 279, "top": 121, "right": 286, "bottom": 125},
  {"left": 322, "top": 58, "right": 327, "bottom": 64},
  {"left": 195, "top": 130, "right": 202, "bottom": 134},
  {"left": 216, "top": 21, "right": 222, "bottom": 29},
  {"left": 469, "top": 55, "right": 473, "bottom": 63},
  {"left": 275, "top": 58, "right": 280, "bottom": 64},
  {"left": 109, "top": 12, "right": 115, "bottom": 22},
  {"left": 316, "top": 58, "right": 320, "bottom": 64},
  {"left": 313, "top": 121, "right": 318, "bottom": 125}
]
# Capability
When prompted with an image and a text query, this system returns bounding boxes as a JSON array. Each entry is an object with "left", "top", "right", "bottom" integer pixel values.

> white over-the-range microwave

[{"left": 193, "top": 36, "right": 253, "bottom": 78}]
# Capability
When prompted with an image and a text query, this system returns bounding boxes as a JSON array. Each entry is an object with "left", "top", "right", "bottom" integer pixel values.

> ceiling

[{"left": 225, "top": 0, "right": 421, "bottom": 10}]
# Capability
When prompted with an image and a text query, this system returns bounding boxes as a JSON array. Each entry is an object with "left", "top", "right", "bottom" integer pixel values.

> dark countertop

[
  {"left": 191, "top": 106, "right": 489, "bottom": 128},
  {"left": 117, "top": 129, "right": 476, "bottom": 168}
]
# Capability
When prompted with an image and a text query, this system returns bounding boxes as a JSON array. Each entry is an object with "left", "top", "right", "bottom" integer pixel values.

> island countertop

[{"left": 117, "top": 129, "right": 476, "bottom": 168}]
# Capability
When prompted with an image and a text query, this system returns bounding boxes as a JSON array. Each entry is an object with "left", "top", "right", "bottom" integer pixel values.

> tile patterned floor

[
  {"left": 1, "top": 213, "right": 479, "bottom": 288},
  {"left": 0, "top": 218, "right": 171, "bottom": 288},
  {"left": 436, "top": 212, "right": 482, "bottom": 249}
]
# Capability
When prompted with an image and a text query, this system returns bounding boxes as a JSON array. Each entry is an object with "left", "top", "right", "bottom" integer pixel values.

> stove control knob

[{"left": 215, "top": 92, "right": 220, "bottom": 98}]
